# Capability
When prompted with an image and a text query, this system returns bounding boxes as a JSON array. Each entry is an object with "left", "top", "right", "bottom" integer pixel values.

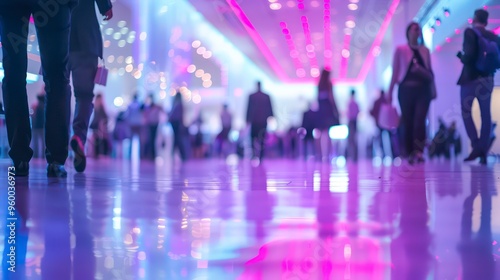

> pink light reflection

[
  {"left": 324, "top": 0, "right": 332, "bottom": 70},
  {"left": 356, "top": 0, "right": 400, "bottom": 83},
  {"left": 339, "top": 34, "right": 351, "bottom": 79},
  {"left": 494, "top": 26, "right": 500, "bottom": 35},
  {"left": 227, "top": 0, "right": 400, "bottom": 84},
  {"left": 239, "top": 237, "right": 384, "bottom": 280},
  {"left": 226, "top": 0, "right": 290, "bottom": 82},
  {"left": 301, "top": 16, "right": 319, "bottom": 76},
  {"left": 280, "top": 21, "right": 303, "bottom": 75}
]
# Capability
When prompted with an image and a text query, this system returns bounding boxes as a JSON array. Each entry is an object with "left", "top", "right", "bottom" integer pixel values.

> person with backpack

[{"left": 458, "top": 9, "right": 500, "bottom": 165}]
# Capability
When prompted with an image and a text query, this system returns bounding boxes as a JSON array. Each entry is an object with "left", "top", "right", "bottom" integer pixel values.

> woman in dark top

[
  {"left": 388, "top": 22, "right": 437, "bottom": 163},
  {"left": 316, "top": 68, "right": 339, "bottom": 161}
]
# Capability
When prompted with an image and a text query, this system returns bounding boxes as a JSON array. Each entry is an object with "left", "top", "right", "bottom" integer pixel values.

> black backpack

[{"left": 472, "top": 28, "right": 500, "bottom": 74}]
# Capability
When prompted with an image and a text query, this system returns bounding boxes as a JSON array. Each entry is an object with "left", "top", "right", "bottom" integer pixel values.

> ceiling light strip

[
  {"left": 356, "top": 0, "right": 400, "bottom": 82},
  {"left": 226, "top": 0, "right": 290, "bottom": 81},
  {"left": 323, "top": 0, "right": 332, "bottom": 70},
  {"left": 280, "top": 22, "right": 304, "bottom": 77},
  {"left": 339, "top": 34, "right": 352, "bottom": 79},
  {"left": 301, "top": 16, "right": 319, "bottom": 77}
]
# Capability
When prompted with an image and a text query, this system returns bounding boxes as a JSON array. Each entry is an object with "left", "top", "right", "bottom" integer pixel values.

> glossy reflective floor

[{"left": 0, "top": 157, "right": 499, "bottom": 280}]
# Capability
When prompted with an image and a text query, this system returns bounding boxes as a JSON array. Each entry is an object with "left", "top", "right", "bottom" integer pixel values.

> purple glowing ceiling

[{"left": 187, "top": 0, "right": 400, "bottom": 83}]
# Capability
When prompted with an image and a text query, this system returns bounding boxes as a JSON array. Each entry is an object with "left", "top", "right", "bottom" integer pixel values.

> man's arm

[
  {"left": 96, "top": 0, "right": 113, "bottom": 20},
  {"left": 267, "top": 95, "right": 274, "bottom": 118},
  {"left": 460, "top": 28, "right": 477, "bottom": 65},
  {"left": 246, "top": 95, "right": 253, "bottom": 124}
]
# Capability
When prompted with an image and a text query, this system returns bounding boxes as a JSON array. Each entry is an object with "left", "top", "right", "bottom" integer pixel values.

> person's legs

[
  {"left": 303, "top": 138, "right": 310, "bottom": 160},
  {"left": 398, "top": 85, "right": 417, "bottom": 159},
  {"left": 250, "top": 134, "right": 258, "bottom": 159},
  {"left": 413, "top": 94, "right": 431, "bottom": 156},
  {"left": 149, "top": 124, "right": 158, "bottom": 160},
  {"left": 258, "top": 129, "right": 266, "bottom": 160},
  {"left": 171, "top": 122, "right": 186, "bottom": 161},
  {"left": 348, "top": 120, "right": 357, "bottom": 161},
  {"left": 33, "top": 129, "right": 45, "bottom": 158},
  {"left": 380, "top": 128, "right": 389, "bottom": 158},
  {"left": 0, "top": 5, "right": 33, "bottom": 175},
  {"left": 129, "top": 125, "right": 141, "bottom": 158},
  {"left": 70, "top": 52, "right": 97, "bottom": 144},
  {"left": 70, "top": 52, "right": 98, "bottom": 172},
  {"left": 251, "top": 125, "right": 266, "bottom": 160},
  {"left": 475, "top": 78, "right": 493, "bottom": 155},
  {"left": 34, "top": 2, "right": 72, "bottom": 176},
  {"left": 461, "top": 83, "right": 479, "bottom": 151}
]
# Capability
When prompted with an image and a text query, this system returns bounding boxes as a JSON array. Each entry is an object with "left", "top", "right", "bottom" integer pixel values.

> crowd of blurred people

[
  {"left": 24, "top": 79, "right": 473, "bottom": 165},
  {"left": 1, "top": 1, "right": 497, "bottom": 178}
]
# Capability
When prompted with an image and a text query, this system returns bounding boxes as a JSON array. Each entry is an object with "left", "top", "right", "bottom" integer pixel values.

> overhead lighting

[
  {"left": 443, "top": 8, "right": 450, "bottom": 17},
  {"left": 347, "top": 3, "right": 358, "bottom": 10},
  {"left": 341, "top": 49, "right": 350, "bottom": 58},
  {"left": 296, "top": 68, "right": 306, "bottom": 77},
  {"left": 192, "top": 40, "right": 201, "bottom": 48},
  {"left": 310, "top": 68, "right": 320, "bottom": 77},
  {"left": 345, "top": 20, "right": 356, "bottom": 28},
  {"left": 344, "top": 28, "right": 353, "bottom": 35},
  {"left": 435, "top": 18, "right": 441, "bottom": 26},
  {"left": 270, "top": 3, "right": 282, "bottom": 10}
]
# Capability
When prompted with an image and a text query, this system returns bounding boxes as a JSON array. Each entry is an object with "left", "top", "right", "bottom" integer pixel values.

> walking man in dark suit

[
  {"left": 0, "top": 0, "right": 78, "bottom": 177},
  {"left": 246, "top": 81, "right": 274, "bottom": 161},
  {"left": 69, "top": 0, "right": 113, "bottom": 172},
  {"left": 458, "top": 9, "right": 500, "bottom": 164}
]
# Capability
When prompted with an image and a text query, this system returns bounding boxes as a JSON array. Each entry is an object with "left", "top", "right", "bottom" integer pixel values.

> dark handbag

[
  {"left": 404, "top": 48, "right": 434, "bottom": 83},
  {"left": 409, "top": 58, "right": 434, "bottom": 82}
]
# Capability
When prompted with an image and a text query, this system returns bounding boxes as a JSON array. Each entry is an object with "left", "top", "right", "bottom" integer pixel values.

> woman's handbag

[
  {"left": 407, "top": 48, "right": 434, "bottom": 83},
  {"left": 409, "top": 58, "right": 434, "bottom": 83},
  {"left": 378, "top": 103, "right": 400, "bottom": 130}
]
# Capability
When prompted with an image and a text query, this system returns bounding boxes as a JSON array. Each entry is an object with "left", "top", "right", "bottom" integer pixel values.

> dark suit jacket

[
  {"left": 70, "top": 0, "right": 112, "bottom": 58},
  {"left": 0, "top": 0, "right": 78, "bottom": 8},
  {"left": 458, "top": 26, "right": 500, "bottom": 85},
  {"left": 246, "top": 91, "right": 274, "bottom": 127},
  {"left": 301, "top": 109, "right": 318, "bottom": 140}
]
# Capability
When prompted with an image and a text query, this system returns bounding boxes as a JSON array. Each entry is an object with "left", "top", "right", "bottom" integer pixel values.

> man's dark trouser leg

[
  {"left": 34, "top": 3, "right": 72, "bottom": 164},
  {"left": 0, "top": 6, "right": 34, "bottom": 165}
]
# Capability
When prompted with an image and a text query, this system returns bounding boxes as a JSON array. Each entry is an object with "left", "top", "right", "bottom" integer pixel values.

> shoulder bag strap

[{"left": 401, "top": 47, "right": 416, "bottom": 83}]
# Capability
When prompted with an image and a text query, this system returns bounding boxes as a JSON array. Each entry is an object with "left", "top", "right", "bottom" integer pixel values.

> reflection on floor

[{"left": 0, "top": 157, "right": 499, "bottom": 279}]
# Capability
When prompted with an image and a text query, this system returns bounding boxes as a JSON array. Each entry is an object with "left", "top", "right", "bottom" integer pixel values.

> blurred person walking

[
  {"left": 388, "top": 22, "right": 437, "bottom": 164},
  {"left": 246, "top": 81, "right": 274, "bottom": 161},
  {"left": 0, "top": 0, "right": 78, "bottom": 177},
  {"left": 458, "top": 9, "right": 500, "bottom": 165},
  {"left": 69, "top": 0, "right": 113, "bottom": 172},
  {"left": 316, "top": 68, "right": 339, "bottom": 162}
]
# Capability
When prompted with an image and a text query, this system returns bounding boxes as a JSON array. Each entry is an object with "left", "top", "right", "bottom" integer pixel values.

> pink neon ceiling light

[
  {"left": 227, "top": 0, "right": 400, "bottom": 84},
  {"left": 226, "top": 0, "right": 290, "bottom": 82}
]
